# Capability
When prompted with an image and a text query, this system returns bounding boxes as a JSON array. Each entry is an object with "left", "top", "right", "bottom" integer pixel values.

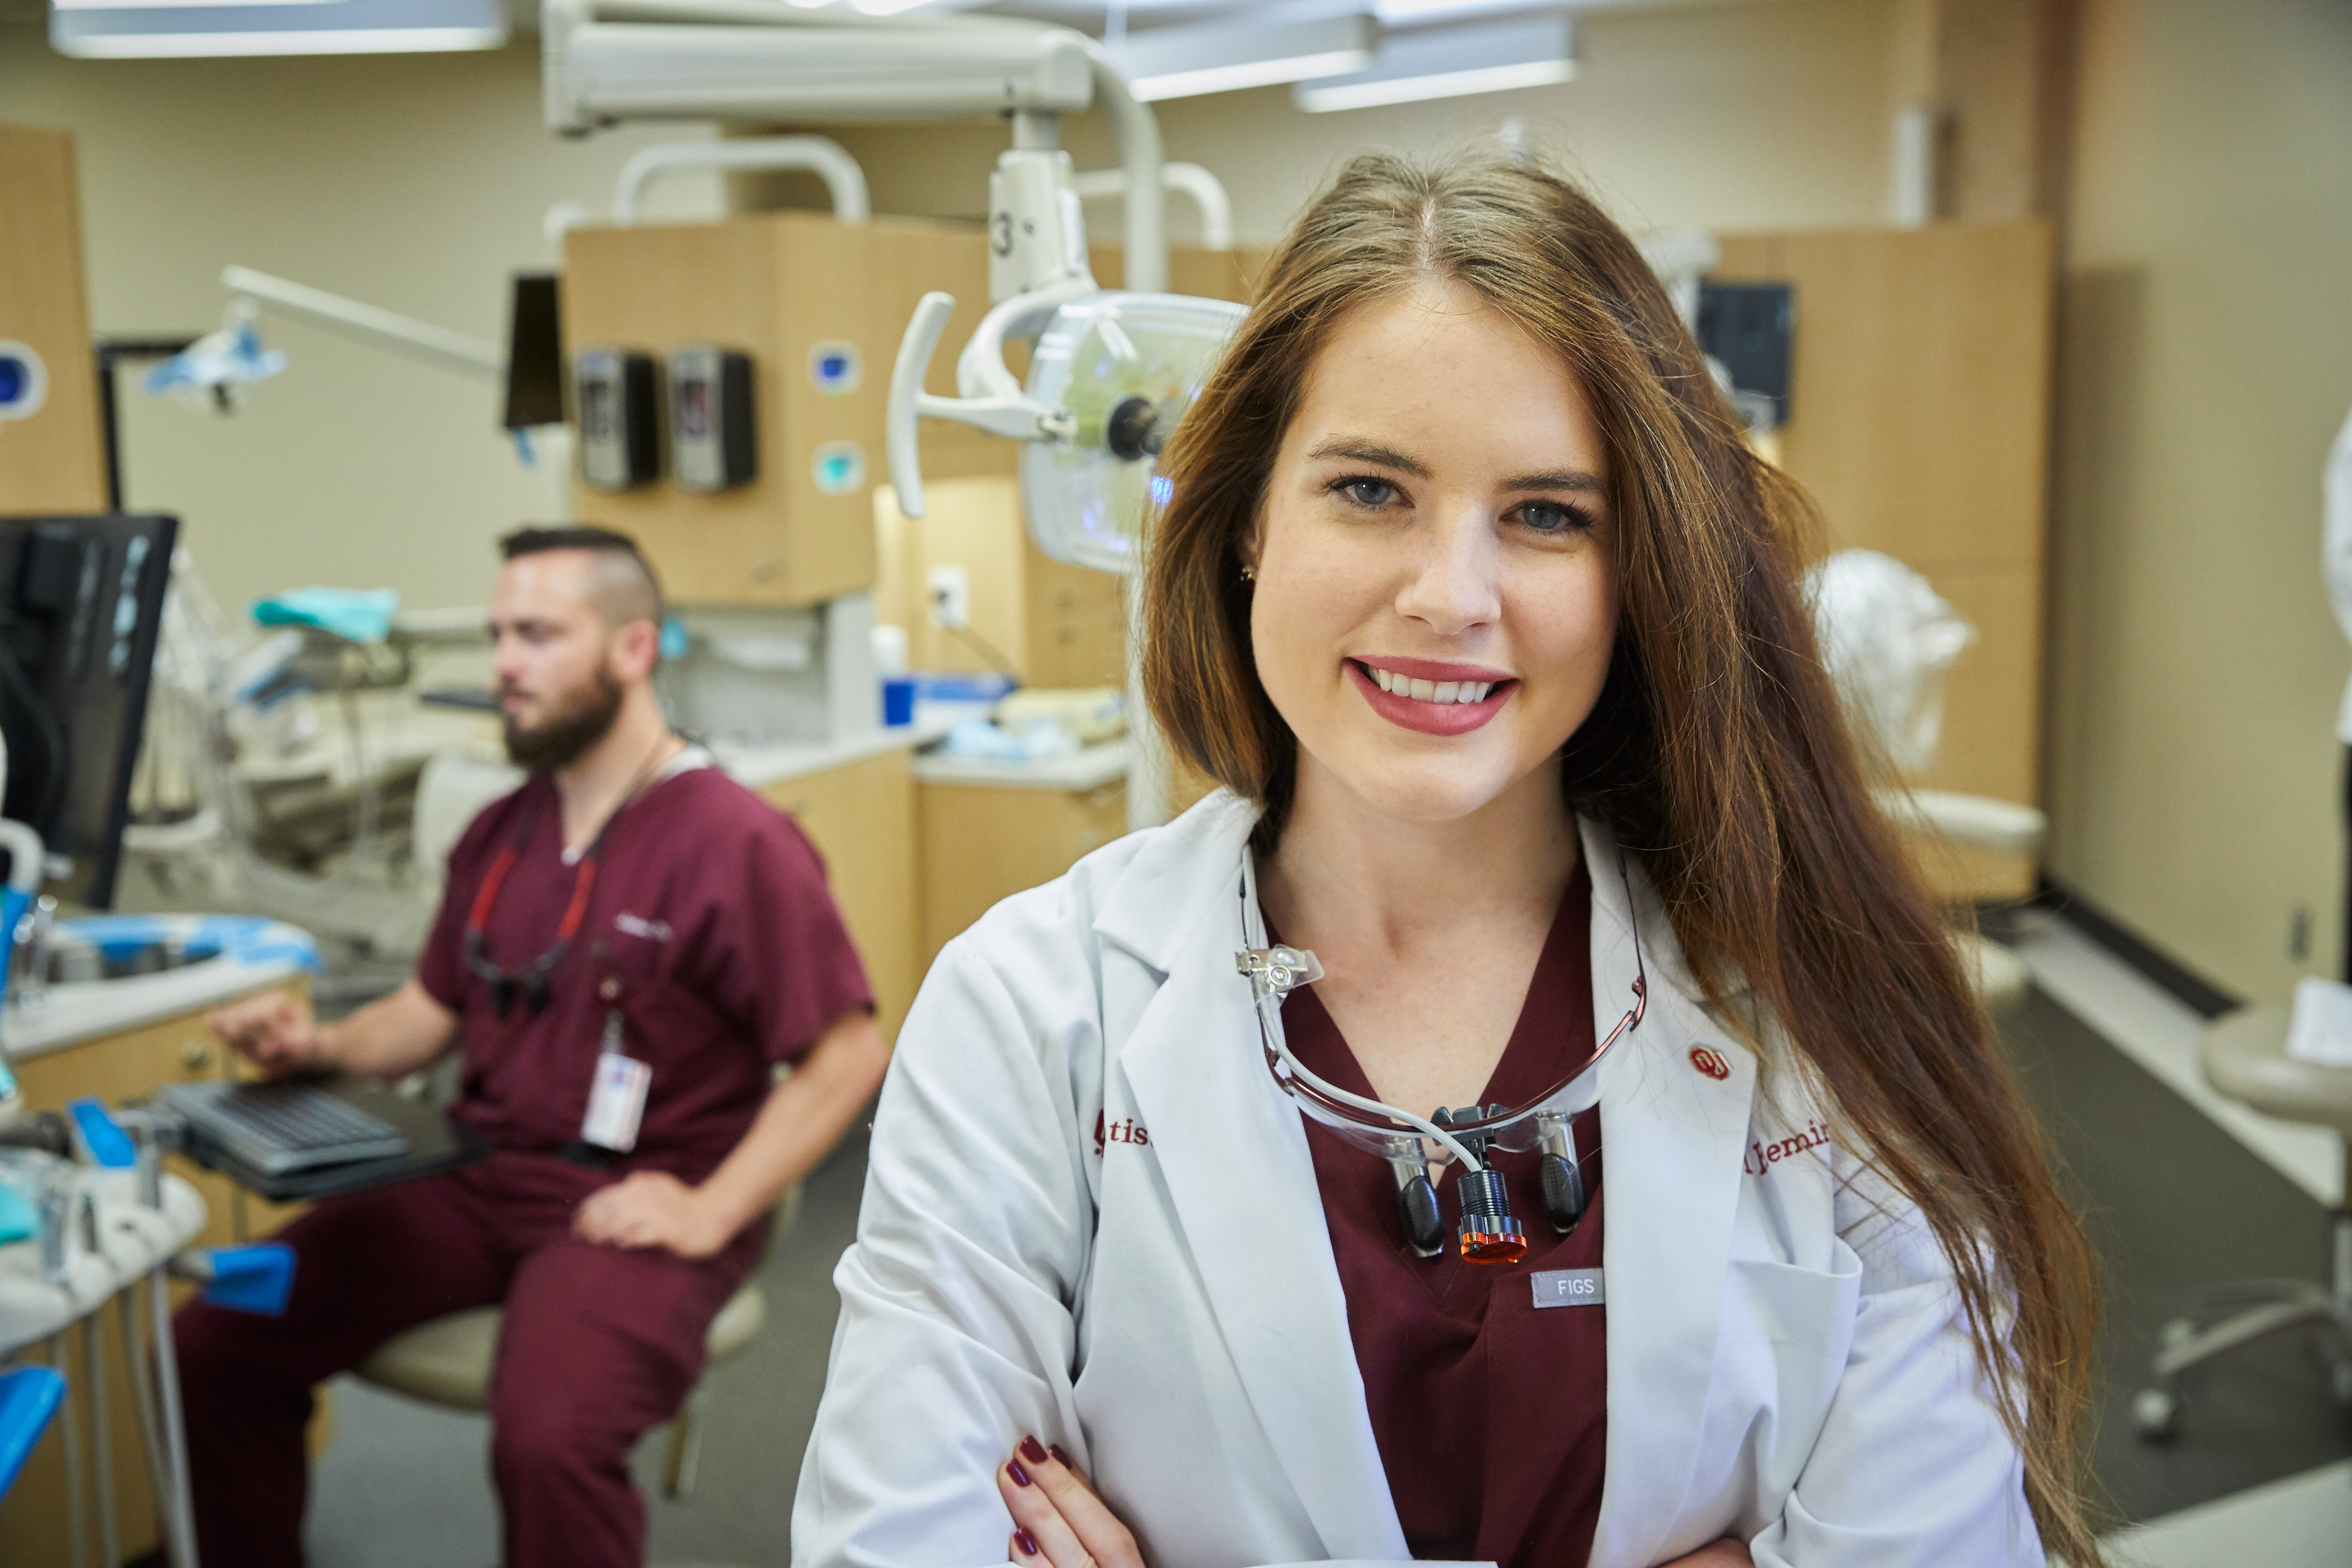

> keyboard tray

[{"left": 167, "top": 1079, "right": 490, "bottom": 1204}]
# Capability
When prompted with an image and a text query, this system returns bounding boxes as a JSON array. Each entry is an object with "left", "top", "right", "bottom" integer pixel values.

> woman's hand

[
  {"left": 990, "top": 1433, "right": 1744, "bottom": 1568},
  {"left": 998, "top": 1435, "right": 1143, "bottom": 1567}
]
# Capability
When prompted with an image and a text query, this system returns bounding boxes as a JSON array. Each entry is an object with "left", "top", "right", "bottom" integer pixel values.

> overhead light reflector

[
  {"left": 1295, "top": 12, "right": 1574, "bottom": 113},
  {"left": 49, "top": 0, "right": 505, "bottom": 56},
  {"left": 1112, "top": 13, "right": 1376, "bottom": 103}
]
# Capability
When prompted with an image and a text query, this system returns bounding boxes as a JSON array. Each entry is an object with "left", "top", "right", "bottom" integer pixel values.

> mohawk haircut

[{"left": 499, "top": 524, "right": 665, "bottom": 634}]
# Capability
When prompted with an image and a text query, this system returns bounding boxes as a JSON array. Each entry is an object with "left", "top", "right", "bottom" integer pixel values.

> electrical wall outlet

[{"left": 927, "top": 564, "right": 971, "bottom": 631}]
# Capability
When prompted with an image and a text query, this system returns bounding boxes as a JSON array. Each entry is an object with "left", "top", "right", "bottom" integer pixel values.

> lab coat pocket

[
  {"left": 1716, "top": 1250, "right": 1864, "bottom": 1501},
  {"left": 1724, "top": 1251, "right": 1863, "bottom": 1349}
]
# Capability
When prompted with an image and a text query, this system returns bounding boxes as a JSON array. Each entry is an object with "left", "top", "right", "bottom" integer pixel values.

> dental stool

[
  {"left": 351, "top": 1183, "right": 797, "bottom": 1498},
  {"left": 2131, "top": 1004, "right": 2352, "bottom": 1440}
]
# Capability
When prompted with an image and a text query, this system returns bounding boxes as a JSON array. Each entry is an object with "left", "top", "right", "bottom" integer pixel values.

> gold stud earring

[{"left": 1240, "top": 563, "right": 1257, "bottom": 582}]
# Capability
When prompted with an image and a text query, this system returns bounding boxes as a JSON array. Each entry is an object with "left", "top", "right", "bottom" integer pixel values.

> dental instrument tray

[{"left": 153, "top": 1079, "right": 488, "bottom": 1201}]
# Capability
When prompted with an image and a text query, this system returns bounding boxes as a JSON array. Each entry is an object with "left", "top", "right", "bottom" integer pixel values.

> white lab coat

[{"left": 792, "top": 792, "right": 2043, "bottom": 1568}]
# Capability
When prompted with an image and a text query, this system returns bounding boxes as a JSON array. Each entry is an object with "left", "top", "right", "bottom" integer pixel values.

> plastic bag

[{"left": 1803, "top": 549, "right": 1974, "bottom": 776}]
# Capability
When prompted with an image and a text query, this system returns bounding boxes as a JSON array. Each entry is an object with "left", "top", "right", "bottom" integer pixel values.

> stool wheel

[{"left": 2131, "top": 1386, "right": 2179, "bottom": 1442}]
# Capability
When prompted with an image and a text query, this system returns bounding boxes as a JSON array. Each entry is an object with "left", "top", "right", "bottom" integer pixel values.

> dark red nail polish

[
  {"left": 1015, "top": 1528, "right": 1040, "bottom": 1557},
  {"left": 1008, "top": 1459, "right": 1032, "bottom": 1487},
  {"left": 1049, "top": 1443, "right": 1072, "bottom": 1467},
  {"left": 1020, "top": 1434, "right": 1049, "bottom": 1465}
]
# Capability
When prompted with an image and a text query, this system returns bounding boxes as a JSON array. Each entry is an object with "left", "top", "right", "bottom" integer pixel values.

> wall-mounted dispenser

[
  {"left": 575, "top": 347, "right": 660, "bottom": 490},
  {"left": 667, "top": 344, "right": 756, "bottom": 491}
]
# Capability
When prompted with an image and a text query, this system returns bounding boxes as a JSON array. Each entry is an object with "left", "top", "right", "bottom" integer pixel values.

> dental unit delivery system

[{"left": 540, "top": 0, "right": 1247, "bottom": 829}]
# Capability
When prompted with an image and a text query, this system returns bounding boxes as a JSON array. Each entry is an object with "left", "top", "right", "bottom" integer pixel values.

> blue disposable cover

[
  {"left": 201, "top": 1243, "right": 298, "bottom": 1316},
  {"left": 0, "top": 1367, "right": 65, "bottom": 1501},
  {"left": 252, "top": 587, "right": 400, "bottom": 645},
  {"left": 0, "top": 1181, "right": 35, "bottom": 1246},
  {"left": 68, "top": 1097, "right": 136, "bottom": 1169},
  {"left": 56, "top": 913, "right": 321, "bottom": 975}
]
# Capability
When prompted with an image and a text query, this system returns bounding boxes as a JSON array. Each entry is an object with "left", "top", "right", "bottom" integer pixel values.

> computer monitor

[
  {"left": 503, "top": 273, "right": 565, "bottom": 431},
  {"left": 0, "top": 513, "right": 177, "bottom": 909}
]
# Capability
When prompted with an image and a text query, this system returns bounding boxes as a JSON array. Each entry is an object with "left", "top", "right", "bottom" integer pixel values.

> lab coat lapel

[
  {"left": 1105, "top": 805, "right": 1407, "bottom": 1563},
  {"left": 1581, "top": 819, "right": 1756, "bottom": 1568}
]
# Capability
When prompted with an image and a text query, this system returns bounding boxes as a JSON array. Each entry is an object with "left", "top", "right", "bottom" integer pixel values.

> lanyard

[{"left": 463, "top": 739, "right": 674, "bottom": 1020}]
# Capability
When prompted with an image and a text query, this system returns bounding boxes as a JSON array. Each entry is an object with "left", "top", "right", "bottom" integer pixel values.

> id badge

[{"left": 581, "top": 1009, "right": 650, "bottom": 1152}]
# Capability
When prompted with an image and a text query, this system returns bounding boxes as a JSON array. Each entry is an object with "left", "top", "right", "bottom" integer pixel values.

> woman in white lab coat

[{"left": 792, "top": 153, "right": 2100, "bottom": 1568}]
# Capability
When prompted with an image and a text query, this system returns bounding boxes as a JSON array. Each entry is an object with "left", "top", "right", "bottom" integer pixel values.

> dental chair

[{"left": 2129, "top": 1004, "right": 2352, "bottom": 1440}]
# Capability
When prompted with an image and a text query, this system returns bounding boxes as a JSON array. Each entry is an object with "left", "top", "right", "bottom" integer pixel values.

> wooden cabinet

[
  {"left": 757, "top": 749, "right": 919, "bottom": 1044},
  {"left": 0, "top": 125, "right": 107, "bottom": 514},
  {"left": 873, "top": 471, "right": 1128, "bottom": 690},
  {"left": 0, "top": 983, "right": 308, "bottom": 1565},
  {"left": 1714, "top": 221, "right": 2055, "bottom": 902},
  {"left": 917, "top": 775, "right": 1128, "bottom": 973}
]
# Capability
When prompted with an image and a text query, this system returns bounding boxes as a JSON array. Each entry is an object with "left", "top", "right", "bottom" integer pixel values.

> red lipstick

[{"left": 1346, "top": 659, "right": 1513, "bottom": 737}]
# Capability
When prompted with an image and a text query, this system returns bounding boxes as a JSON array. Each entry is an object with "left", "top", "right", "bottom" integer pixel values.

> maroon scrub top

[
  {"left": 417, "top": 762, "right": 873, "bottom": 1184},
  {"left": 1277, "top": 861, "right": 1605, "bottom": 1567}
]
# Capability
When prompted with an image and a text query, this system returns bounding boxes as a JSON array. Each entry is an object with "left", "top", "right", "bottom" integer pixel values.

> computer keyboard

[{"left": 155, "top": 1080, "right": 409, "bottom": 1176}]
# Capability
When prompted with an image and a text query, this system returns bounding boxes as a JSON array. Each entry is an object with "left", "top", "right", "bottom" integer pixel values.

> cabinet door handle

[{"left": 181, "top": 1042, "right": 214, "bottom": 1071}]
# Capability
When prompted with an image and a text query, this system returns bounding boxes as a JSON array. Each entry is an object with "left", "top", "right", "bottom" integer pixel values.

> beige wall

[
  {"left": 2043, "top": 0, "right": 2352, "bottom": 1000},
  {"left": 787, "top": 0, "right": 1898, "bottom": 244},
  {"left": 0, "top": 34, "right": 723, "bottom": 618},
  {"left": 0, "top": 0, "right": 1902, "bottom": 623}
]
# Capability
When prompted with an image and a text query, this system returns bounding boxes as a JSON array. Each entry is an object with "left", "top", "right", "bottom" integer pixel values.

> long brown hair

[{"left": 1144, "top": 150, "right": 2100, "bottom": 1561}]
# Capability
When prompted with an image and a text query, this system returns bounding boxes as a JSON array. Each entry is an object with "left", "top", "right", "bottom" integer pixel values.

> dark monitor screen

[
  {"left": 503, "top": 273, "right": 565, "bottom": 431},
  {"left": 1696, "top": 281, "right": 1795, "bottom": 425},
  {"left": 0, "top": 513, "right": 177, "bottom": 909}
]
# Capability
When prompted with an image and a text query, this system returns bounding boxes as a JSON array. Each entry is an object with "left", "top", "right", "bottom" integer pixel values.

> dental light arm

[
  {"left": 220, "top": 266, "right": 502, "bottom": 383},
  {"left": 1073, "top": 162, "right": 1233, "bottom": 253},
  {"left": 539, "top": 0, "right": 1164, "bottom": 290},
  {"left": 612, "top": 135, "right": 869, "bottom": 225}
]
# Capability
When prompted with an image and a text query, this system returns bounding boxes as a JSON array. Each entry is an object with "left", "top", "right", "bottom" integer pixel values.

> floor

[
  {"left": 2005, "top": 914, "right": 2352, "bottom": 1564},
  {"left": 291, "top": 912, "right": 2352, "bottom": 1566}
]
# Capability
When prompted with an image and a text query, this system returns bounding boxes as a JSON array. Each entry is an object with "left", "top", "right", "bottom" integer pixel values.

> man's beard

[{"left": 502, "top": 667, "right": 625, "bottom": 774}]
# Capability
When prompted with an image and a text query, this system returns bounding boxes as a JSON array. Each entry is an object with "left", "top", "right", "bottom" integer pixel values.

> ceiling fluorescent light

[
  {"left": 1377, "top": 0, "right": 1560, "bottom": 20},
  {"left": 57, "top": 0, "right": 336, "bottom": 11},
  {"left": 50, "top": 0, "right": 504, "bottom": 55},
  {"left": 1112, "top": 13, "right": 1376, "bottom": 103},
  {"left": 1295, "top": 12, "right": 1574, "bottom": 113}
]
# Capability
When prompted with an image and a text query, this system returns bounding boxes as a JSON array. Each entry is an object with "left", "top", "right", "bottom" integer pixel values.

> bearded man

[{"left": 176, "top": 525, "right": 888, "bottom": 1568}]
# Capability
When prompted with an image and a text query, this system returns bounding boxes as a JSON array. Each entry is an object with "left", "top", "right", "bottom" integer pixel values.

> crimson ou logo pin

[{"left": 1689, "top": 1046, "right": 1731, "bottom": 1081}]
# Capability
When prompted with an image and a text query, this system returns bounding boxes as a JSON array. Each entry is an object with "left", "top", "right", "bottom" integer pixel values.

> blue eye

[
  {"left": 1519, "top": 500, "right": 1590, "bottom": 535},
  {"left": 1334, "top": 476, "right": 1396, "bottom": 509}
]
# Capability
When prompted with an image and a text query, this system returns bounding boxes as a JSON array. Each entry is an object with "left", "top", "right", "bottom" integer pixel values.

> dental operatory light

[
  {"left": 142, "top": 302, "right": 286, "bottom": 412},
  {"left": 881, "top": 105, "right": 1244, "bottom": 572}
]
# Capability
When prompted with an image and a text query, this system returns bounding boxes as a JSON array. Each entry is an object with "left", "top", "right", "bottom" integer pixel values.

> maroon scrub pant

[{"left": 173, "top": 1149, "right": 764, "bottom": 1568}]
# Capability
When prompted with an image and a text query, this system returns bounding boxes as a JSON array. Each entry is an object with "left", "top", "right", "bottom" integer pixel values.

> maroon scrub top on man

[{"left": 417, "top": 757, "right": 873, "bottom": 1182}]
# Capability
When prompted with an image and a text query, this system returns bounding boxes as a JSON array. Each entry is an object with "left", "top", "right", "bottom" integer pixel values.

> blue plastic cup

[{"left": 882, "top": 678, "right": 916, "bottom": 727}]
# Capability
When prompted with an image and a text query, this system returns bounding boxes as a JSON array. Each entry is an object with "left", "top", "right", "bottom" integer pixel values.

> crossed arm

[{"left": 990, "top": 1443, "right": 1754, "bottom": 1568}]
